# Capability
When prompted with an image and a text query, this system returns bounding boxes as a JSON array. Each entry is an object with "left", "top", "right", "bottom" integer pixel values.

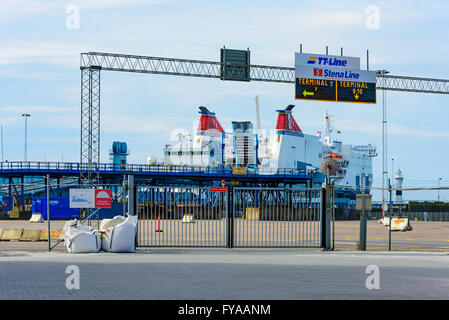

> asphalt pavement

[{"left": 1, "top": 249, "right": 448, "bottom": 300}]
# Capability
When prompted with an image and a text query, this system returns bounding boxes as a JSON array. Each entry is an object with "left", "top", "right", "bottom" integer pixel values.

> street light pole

[
  {"left": 376, "top": 70, "right": 389, "bottom": 218},
  {"left": 438, "top": 178, "right": 442, "bottom": 202},
  {"left": 22, "top": 114, "right": 31, "bottom": 161}
]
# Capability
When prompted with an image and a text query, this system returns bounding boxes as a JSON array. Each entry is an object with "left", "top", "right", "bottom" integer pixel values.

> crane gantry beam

[{"left": 81, "top": 52, "right": 449, "bottom": 94}]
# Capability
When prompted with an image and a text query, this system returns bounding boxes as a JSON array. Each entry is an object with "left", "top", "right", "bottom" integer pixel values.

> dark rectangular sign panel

[
  {"left": 336, "top": 81, "right": 376, "bottom": 103},
  {"left": 295, "top": 78, "right": 376, "bottom": 104},
  {"left": 295, "top": 78, "right": 336, "bottom": 101}
]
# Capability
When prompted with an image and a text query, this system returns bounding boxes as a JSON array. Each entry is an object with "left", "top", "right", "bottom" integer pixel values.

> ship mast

[{"left": 324, "top": 111, "right": 333, "bottom": 146}]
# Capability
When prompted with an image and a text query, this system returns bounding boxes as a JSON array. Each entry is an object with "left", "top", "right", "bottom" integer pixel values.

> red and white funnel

[
  {"left": 197, "top": 106, "right": 224, "bottom": 136},
  {"left": 275, "top": 105, "right": 303, "bottom": 136}
]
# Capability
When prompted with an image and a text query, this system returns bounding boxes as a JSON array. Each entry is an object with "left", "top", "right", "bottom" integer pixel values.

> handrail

[{"left": 0, "top": 161, "right": 311, "bottom": 177}]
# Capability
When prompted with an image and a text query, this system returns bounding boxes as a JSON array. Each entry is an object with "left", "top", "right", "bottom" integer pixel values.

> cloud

[
  {"left": 336, "top": 120, "right": 449, "bottom": 139},
  {"left": 0, "top": 0, "right": 168, "bottom": 23},
  {"left": 0, "top": 42, "right": 87, "bottom": 66},
  {"left": 101, "top": 114, "right": 189, "bottom": 135},
  {"left": 1, "top": 105, "right": 77, "bottom": 114}
]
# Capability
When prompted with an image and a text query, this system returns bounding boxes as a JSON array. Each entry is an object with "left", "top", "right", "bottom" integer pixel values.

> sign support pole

[
  {"left": 47, "top": 174, "right": 50, "bottom": 252},
  {"left": 359, "top": 169, "right": 367, "bottom": 251},
  {"left": 128, "top": 175, "right": 135, "bottom": 216},
  {"left": 388, "top": 179, "right": 392, "bottom": 251}
]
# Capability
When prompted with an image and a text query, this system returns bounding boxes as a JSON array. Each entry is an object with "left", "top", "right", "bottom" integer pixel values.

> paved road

[{"left": 1, "top": 249, "right": 448, "bottom": 300}]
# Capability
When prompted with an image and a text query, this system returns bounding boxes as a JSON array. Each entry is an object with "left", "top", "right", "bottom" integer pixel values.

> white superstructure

[{"left": 162, "top": 105, "right": 377, "bottom": 193}]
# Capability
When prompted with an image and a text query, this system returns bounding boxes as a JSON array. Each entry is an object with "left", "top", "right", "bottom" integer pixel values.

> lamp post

[
  {"left": 438, "top": 178, "right": 442, "bottom": 202},
  {"left": 376, "top": 69, "right": 390, "bottom": 217},
  {"left": 22, "top": 114, "right": 31, "bottom": 161}
]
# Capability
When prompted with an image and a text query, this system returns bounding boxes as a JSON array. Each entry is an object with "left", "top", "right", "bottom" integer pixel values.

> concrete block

[
  {"left": 1, "top": 228, "right": 23, "bottom": 241},
  {"left": 20, "top": 229, "right": 43, "bottom": 241}
]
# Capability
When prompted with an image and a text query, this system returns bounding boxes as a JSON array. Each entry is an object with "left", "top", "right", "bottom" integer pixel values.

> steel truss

[
  {"left": 81, "top": 52, "right": 449, "bottom": 94},
  {"left": 80, "top": 66, "right": 101, "bottom": 222}
]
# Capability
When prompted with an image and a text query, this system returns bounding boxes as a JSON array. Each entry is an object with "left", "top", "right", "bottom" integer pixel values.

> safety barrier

[{"left": 136, "top": 186, "right": 323, "bottom": 248}]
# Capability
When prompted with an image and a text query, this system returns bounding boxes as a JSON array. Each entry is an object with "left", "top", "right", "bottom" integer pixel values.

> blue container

[
  {"left": 32, "top": 197, "right": 81, "bottom": 220},
  {"left": 97, "top": 203, "right": 124, "bottom": 219},
  {"left": 32, "top": 197, "right": 124, "bottom": 220}
]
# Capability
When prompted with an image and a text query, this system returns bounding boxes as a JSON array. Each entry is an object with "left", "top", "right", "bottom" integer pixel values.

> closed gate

[
  {"left": 137, "top": 186, "right": 322, "bottom": 248},
  {"left": 233, "top": 187, "right": 322, "bottom": 248},
  {"left": 137, "top": 186, "right": 228, "bottom": 247}
]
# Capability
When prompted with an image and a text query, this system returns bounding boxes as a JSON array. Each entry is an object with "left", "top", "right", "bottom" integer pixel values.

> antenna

[{"left": 324, "top": 111, "right": 334, "bottom": 146}]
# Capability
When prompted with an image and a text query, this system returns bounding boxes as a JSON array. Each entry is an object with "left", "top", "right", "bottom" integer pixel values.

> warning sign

[
  {"left": 95, "top": 189, "right": 111, "bottom": 208},
  {"left": 70, "top": 189, "right": 95, "bottom": 208},
  {"left": 209, "top": 187, "right": 228, "bottom": 192}
]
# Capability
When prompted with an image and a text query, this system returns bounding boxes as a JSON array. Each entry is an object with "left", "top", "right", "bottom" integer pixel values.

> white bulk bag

[
  {"left": 101, "top": 215, "right": 137, "bottom": 253},
  {"left": 64, "top": 220, "right": 101, "bottom": 253},
  {"left": 100, "top": 215, "right": 127, "bottom": 231}
]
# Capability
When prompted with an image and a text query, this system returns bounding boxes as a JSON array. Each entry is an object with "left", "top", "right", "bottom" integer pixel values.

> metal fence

[
  {"left": 331, "top": 186, "right": 449, "bottom": 251},
  {"left": 233, "top": 187, "right": 322, "bottom": 248},
  {"left": 6, "top": 180, "right": 447, "bottom": 252},
  {"left": 0, "top": 181, "right": 127, "bottom": 251},
  {"left": 136, "top": 186, "right": 322, "bottom": 248},
  {"left": 137, "top": 186, "right": 228, "bottom": 247}
]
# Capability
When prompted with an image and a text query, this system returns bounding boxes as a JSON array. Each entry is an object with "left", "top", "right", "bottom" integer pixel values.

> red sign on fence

[
  {"left": 209, "top": 187, "right": 228, "bottom": 192},
  {"left": 94, "top": 189, "right": 111, "bottom": 208}
]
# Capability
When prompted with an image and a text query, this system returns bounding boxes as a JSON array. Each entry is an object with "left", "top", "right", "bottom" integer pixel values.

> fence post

[
  {"left": 320, "top": 186, "right": 327, "bottom": 249},
  {"left": 325, "top": 186, "right": 331, "bottom": 250},
  {"left": 128, "top": 175, "right": 135, "bottom": 216},
  {"left": 359, "top": 194, "right": 367, "bottom": 251},
  {"left": 227, "top": 187, "right": 234, "bottom": 248},
  {"left": 388, "top": 179, "right": 392, "bottom": 251},
  {"left": 46, "top": 174, "right": 50, "bottom": 252}
]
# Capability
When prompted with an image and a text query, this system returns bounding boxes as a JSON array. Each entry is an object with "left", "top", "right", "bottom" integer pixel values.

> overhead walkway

[{"left": 0, "top": 161, "right": 314, "bottom": 185}]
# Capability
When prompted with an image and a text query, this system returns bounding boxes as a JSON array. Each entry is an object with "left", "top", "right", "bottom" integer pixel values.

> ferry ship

[{"left": 161, "top": 104, "right": 377, "bottom": 196}]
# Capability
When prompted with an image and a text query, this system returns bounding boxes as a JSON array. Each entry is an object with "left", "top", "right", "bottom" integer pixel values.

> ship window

[{"left": 178, "top": 151, "right": 183, "bottom": 156}]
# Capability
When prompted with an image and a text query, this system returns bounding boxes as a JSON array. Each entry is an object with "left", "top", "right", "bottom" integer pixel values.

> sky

[{"left": 0, "top": 0, "right": 448, "bottom": 200}]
